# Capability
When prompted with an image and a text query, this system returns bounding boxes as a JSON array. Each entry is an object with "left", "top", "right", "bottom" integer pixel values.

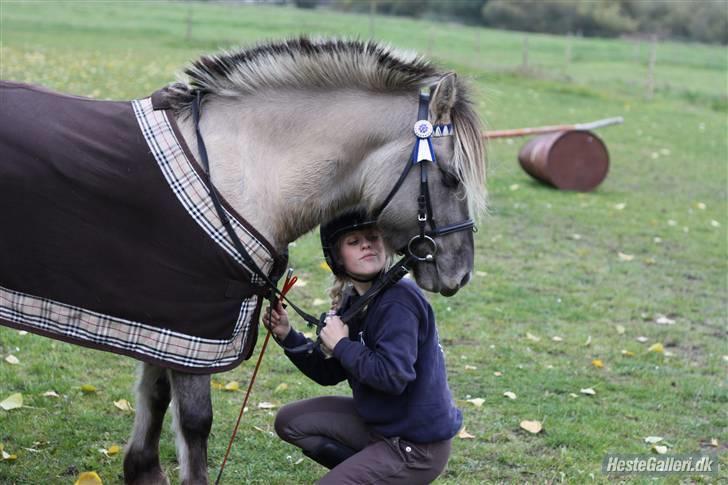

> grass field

[{"left": 0, "top": 1, "right": 726, "bottom": 484}]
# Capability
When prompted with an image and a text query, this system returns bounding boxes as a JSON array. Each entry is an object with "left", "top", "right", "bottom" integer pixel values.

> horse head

[{"left": 367, "top": 74, "right": 486, "bottom": 297}]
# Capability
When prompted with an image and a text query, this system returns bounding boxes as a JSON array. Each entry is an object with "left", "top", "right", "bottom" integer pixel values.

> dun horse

[{"left": 0, "top": 38, "right": 486, "bottom": 484}]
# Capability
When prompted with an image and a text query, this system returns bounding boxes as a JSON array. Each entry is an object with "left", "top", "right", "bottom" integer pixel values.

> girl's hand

[
  {"left": 319, "top": 314, "right": 349, "bottom": 353},
  {"left": 262, "top": 301, "right": 291, "bottom": 341}
]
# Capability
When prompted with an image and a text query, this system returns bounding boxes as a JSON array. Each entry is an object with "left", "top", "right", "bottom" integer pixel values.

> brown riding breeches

[{"left": 274, "top": 396, "right": 452, "bottom": 484}]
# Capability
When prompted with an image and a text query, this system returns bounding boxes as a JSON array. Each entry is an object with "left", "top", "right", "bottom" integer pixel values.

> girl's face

[{"left": 337, "top": 228, "right": 386, "bottom": 279}]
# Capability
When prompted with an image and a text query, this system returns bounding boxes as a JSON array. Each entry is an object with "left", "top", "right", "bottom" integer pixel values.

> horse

[{"left": 0, "top": 37, "right": 486, "bottom": 484}]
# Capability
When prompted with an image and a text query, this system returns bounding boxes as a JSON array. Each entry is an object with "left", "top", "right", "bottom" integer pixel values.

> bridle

[
  {"left": 190, "top": 87, "right": 476, "bottom": 350},
  {"left": 371, "top": 90, "right": 476, "bottom": 264}
]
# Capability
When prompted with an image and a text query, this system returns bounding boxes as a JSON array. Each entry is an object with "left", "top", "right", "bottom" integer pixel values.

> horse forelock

[{"left": 450, "top": 81, "right": 488, "bottom": 220}]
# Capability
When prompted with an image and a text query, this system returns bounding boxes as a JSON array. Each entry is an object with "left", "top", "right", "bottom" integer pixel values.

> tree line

[{"left": 293, "top": 0, "right": 727, "bottom": 45}]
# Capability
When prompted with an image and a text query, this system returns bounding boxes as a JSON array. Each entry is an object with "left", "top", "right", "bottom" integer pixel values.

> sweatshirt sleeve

[
  {"left": 332, "top": 301, "right": 418, "bottom": 395},
  {"left": 279, "top": 329, "right": 348, "bottom": 386}
]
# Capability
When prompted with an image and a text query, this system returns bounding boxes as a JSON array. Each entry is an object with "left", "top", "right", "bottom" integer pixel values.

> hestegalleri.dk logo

[{"left": 602, "top": 453, "right": 719, "bottom": 475}]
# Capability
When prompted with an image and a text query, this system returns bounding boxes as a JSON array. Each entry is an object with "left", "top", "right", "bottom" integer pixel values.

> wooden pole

[{"left": 483, "top": 117, "right": 624, "bottom": 139}]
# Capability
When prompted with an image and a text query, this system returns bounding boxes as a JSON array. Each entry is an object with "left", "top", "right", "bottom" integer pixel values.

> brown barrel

[{"left": 517, "top": 130, "right": 609, "bottom": 191}]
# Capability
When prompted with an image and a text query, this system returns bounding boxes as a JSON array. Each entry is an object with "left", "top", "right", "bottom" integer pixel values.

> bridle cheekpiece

[{"left": 371, "top": 90, "right": 475, "bottom": 264}]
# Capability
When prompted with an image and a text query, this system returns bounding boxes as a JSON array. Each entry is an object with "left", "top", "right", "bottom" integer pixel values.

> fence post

[
  {"left": 565, "top": 32, "right": 572, "bottom": 71},
  {"left": 427, "top": 27, "right": 435, "bottom": 57},
  {"left": 646, "top": 34, "right": 657, "bottom": 99},
  {"left": 185, "top": 7, "right": 192, "bottom": 42},
  {"left": 369, "top": 1, "right": 377, "bottom": 39}
]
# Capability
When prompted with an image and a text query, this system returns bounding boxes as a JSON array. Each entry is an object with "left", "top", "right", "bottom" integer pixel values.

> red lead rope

[{"left": 214, "top": 272, "right": 298, "bottom": 485}]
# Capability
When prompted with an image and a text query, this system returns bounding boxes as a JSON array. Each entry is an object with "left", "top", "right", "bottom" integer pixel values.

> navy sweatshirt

[{"left": 279, "top": 278, "right": 463, "bottom": 444}]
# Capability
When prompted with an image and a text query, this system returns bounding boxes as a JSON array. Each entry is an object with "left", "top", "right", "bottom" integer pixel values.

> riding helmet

[{"left": 320, "top": 208, "right": 377, "bottom": 277}]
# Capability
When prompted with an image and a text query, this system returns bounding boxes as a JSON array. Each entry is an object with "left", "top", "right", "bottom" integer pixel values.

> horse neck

[{"left": 175, "top": 89, "right": 414, "bottom": 252}]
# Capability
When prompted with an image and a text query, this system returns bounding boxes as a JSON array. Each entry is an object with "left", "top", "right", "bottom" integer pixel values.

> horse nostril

[{"left": 460, "top": 272, "right": 471, "bottom": 286}]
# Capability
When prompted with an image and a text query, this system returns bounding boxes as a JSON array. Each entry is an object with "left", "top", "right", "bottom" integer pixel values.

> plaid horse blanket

[{"left": 0, "top": 81, "right": 286, "bottom": 373}]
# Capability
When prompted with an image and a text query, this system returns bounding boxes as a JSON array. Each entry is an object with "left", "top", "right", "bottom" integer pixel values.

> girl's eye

[{"left": 346, "top": 238, "right": 359, "bottom": 245}]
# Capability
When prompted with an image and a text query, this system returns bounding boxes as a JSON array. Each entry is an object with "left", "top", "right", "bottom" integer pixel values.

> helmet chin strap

[{"left": 346, "top": 269, "right": 383, "bottom": 283}]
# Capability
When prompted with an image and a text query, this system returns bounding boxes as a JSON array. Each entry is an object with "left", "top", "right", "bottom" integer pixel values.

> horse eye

[{"left": 440, "top": 169, "right": 460, "bottom": 188}]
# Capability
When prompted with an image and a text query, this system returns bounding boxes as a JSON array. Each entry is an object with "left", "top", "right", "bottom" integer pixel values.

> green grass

[{"left": 1, "top": 1, "right": 726, "bottom": 484}]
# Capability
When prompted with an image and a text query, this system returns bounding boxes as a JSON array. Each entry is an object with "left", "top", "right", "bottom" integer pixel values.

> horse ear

[{"left": 429, "top": 73, "right": 457, "bottom": 125}]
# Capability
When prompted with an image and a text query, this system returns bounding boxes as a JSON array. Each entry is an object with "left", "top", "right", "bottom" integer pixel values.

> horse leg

[
  {"left": 124, "top": 363, "right": 172, "bottom": 485},
  {"left": 169, "top": 370, "right": 213, "bottom": 485}
]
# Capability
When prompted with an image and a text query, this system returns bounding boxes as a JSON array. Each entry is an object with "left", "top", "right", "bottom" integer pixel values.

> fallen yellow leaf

[
  {"left": 2, "top": 449, "right": 17, "bottom": 461},
  {"left": 113, "top": 399, "right": 133, "bottom": 412},
  {"left": 526, "top": 332, "right": 540, "bottom": 342},
  {"left": 580, "top": 388, "right": 596, "bottom": 396},
  {"left": 621, "top": 350, "right": 635, "bottom": 357},
  {"left": 80, "top": 384, "right": 97, "bottom": 394},
  {"left": 74, "top": 471, "right": 103, "bottom": 485},
  {"left": 652, "top": 445, "right": 668, "bottom": 455},
  {"left": 0, "top": 393, "right": 23, "bottom": 411},
  {"left": 42, "top": 391, "right": 60, "bottom": 398},
  {"left": 211, "top": 380, "right": 224, "bottom": 390},
  {"left": 493, "top": 371, "right": 503, "bottom": 377},
  {"left": 648, "top": 343, "right": 664, "bottom": 353},
  {"left": 106, "top": 445, "right": 121, "bottom": 456},
  {"left": 224, "top": 381, "right": 240, "bottom": 392},
  {"left": 616, "top": 325, "right": 626, "bottom": 334},
  {"left": 258, "top": 401, "right": 277, "bottom": 409},
  {"left": 464, "top": 365, "right": 477, "bottom": 370},
  {"left": 457, "top": 427, "right": 476, "bottom": 439},
  {"left": 644, "top": 436, "right": 663, "bottom": 444},
  {"left": 519, "top": 420, "right": 543, "bottom": 434},
  {"left": 618, "top": 252, "right": 635, "bottom": 262},
  {"left": 466, "top": 398, "right": 485, "bottom": 407},
  {"left": 591, "top": 359, "right": 604, "bottom": 369},
  {"left": 709, "top": 438, "right": 719, "bottom": 447},
  {"left": 584, "top": 336, "right": 592, "bottom": 347},
  {"left": 274, "top": 383, "right": 289, "bottom": 393},
  {"left": 503, "top": 392, "right": 517, "bottom": 400},
  {"left": 551, "top": 336, "right": 563, "bottom": 342},
  {"left": 4, "top": 355, "right": 19, "bottom": 365},
  {"left": 319, "top": 261, "right": 331, "bottom": 272}
]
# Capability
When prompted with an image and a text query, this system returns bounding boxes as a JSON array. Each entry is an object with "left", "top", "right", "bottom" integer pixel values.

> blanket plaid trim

[
  {"left": 0, "top": 284, "right": 257, "bottom": 369},
  {"left": 131, "top": 98, "right": 274, "bottom": 284}
]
